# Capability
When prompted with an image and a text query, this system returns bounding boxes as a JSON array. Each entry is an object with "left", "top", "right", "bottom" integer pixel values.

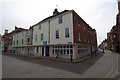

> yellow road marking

[
  {"left": 104, "top": 54, "right": 117, "bottom": 78},
  {"left": 106, "top": 64, "right": 115, "bottom": 77}
]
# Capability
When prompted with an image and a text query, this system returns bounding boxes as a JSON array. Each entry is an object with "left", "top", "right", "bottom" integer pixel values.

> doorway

[
  {"left": 116, "top": 46, "right": 120, "bottom": 52},
  {"left": 42, "top": 47, "right": 44, "bottom": 56},
  {"left": 45, "top": 46, "right": 49, "bottom": 56}
]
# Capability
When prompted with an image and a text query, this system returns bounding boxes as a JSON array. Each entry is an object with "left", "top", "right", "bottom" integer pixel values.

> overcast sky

[{"left": 0, "top": 0, "right": 118, "bottom": 45}]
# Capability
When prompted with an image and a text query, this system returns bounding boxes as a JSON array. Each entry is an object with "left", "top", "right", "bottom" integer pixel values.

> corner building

[{"left": 32, "top": 9, "right": 97, "bottom": 59}]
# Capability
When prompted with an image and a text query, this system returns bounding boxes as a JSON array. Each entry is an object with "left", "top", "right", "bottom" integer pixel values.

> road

[{"left": 2, "top": 49, "right": 119, "bottom": 78}]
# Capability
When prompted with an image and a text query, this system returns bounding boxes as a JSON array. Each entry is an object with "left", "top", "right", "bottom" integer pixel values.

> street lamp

[
  {"left": 70, "top": 49, "right": 73, "bottom": 62},
  {"left": 55, "top": 49, "right": 59, "bottom": 58}
]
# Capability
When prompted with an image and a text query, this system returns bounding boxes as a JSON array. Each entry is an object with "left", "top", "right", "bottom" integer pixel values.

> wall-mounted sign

[
  {"left": 43, "top": 41, "right": 47, "bottom": 45},
  {"left": 112, "top": 33, "right": 117, "bottom": 40}
]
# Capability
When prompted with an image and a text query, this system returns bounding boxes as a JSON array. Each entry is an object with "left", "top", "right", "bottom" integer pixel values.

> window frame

[
  {"left": 22, "top": 39, "right": 24, "bottom": 45},
  {"left": 17, "top": 40, "right": 18, "bottom": 45},
  {"left": 35, "top": 34, "right": 38, "bottom": 42},
  {"left": 56, "top": 30, "right": 59, "bottom": 39},
  {"left": 58, "top": 16, "right": 63, "bottom": 24},
  {"left": 65, "top": 28, "right": 69, "bottom": 38},
  {"left": 78, "top": 31, "right": 81, "bottom": 41},
  {"left": 27, "top": 37, "right": 30, "bottom": 43},
  {"left": 36, "top": 46, "right": 39, "bottom": 53},
  {"left": 39, "top": 24, "right": 41, "bottom": 30},
  {"left": 52, "top": 45, "right": 73, "bottom": 56},
  {"left": 41, "top": 33, "right": 44, "bottom": 41},
  {"left": 83, "top": 23, "right": 85, "bottom": 30},
  {"left": 83, "top": 33, "right": 86, "bottom": 43},
  {"left": 78, "top": 24, "right": 81, "bottom": 27}
]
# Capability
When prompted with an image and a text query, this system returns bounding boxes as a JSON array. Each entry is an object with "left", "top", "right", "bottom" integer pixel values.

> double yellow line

[{"left": 104, "top": 52, "right": 118, "bottom": 78}]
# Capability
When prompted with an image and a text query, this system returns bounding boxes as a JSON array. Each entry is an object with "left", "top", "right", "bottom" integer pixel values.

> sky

[{"left": 0, "top": 0, "right": 118, "bottom": 45}]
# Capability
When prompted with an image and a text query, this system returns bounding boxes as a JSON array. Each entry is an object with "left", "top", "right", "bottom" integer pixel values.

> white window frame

[
  {"left": 58, "top": 16, "right": 63, "bottom": 24},
  {"left": 22, "top": 39, "right": 24, "bottom": 45},
  {"left": 36, "top": 46, "right": 39, "bottom": 53},
  {"left": 39, "top": 24, "right": 41, "bottom": 30},
  {"left": 27, "top": 37, "right": 30, "bottom": 43},
  {"left": 35, "top": 34, "right": 38, "bottom": 42},
  {"left": 78, "top": 46, "right": 88, "bottom": 56},
  {"left": 78, "top": 31, "right": 81, "bottom": 41},
  {"left": 41, "top": 34, "right": 43, "bottom": 41},
  {"left": 78, "top": 24, "right": 81, "bottom": 27},
  {"left": 65, "top": 28, "right": 69, "bottom": 38},
  {"left": 56, "top": 30, "right": 59, "bottom": 39},
  {"left": 17, "top": 40, "right": 18, "bottom": 45},
  {"left": 83, "top": 34, "right": 86, "bottom": 43},
  {"left": 83, "top": 23, "right": 85, "bottom": 30},
  {"left": 52, "top": 45, "right": 73, "bottom": 56}
]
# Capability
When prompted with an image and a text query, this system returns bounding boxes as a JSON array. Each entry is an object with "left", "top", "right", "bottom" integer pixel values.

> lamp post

[
  {"left": 70, "top": 49, "right": 73, "bottom": 62},
  {"left": 56, "top": 49, "right": 59, "bottom": 58}
]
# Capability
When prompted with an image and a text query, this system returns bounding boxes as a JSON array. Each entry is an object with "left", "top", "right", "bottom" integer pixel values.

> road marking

[
  {"left": 106, "top": 64, "right": 115, "bottom": 77},
  {"left": 104, "top": 53, "right": 117, "bottom": 78}
]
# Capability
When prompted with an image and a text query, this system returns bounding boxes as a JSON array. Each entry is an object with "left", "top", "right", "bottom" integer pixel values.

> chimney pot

[
  {"left": 53, "top": 8, "right": 59, "bottom": 15},
  {"left": 4, "top": 29, "right": 8, "bottom": 34}
]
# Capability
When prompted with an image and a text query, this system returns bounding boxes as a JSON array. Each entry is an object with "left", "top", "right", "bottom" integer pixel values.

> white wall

[
  {"left": 50, "top": 12, "right": 73, "bottom": 44},
  {"left": 12, "top": 30, "right": 27, "bottom": 47},
  {"left": 33, "top": 11, "right": 73, "bottom": 45},
  {"left": 33, "top": 22, "right": 49, "bottom": 45}
]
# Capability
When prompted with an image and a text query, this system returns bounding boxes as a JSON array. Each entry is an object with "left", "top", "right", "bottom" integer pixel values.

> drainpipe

[{"left": 48, "top": 21, "right": 50, "bottom": 44}]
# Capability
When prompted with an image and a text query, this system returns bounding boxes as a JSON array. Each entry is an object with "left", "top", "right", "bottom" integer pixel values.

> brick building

[
  {"left": 12, "top": 9, "right": 97, "bottom": 60},
  {"left": 99, "top": 39, "right": 107, "bottom": 50},
  {"left": 2, "top": 26, "right": 26, "bottom": 52},
  {"left": 12, "top": 26, "right": 33, "bottom": 55},
  {"left": 107, "top": 0, "right": 120, "bottom": 52}
]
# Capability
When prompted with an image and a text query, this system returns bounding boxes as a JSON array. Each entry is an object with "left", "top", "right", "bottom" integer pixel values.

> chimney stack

[
  {"left": 53, "top": 8, "right": 59, "bottom": 16},
  {"left": 15, "top": 26, "right": 18, "bottom": 30},
  {"left": 118, "top": 0, "right": 120, "bottom": 12},
  {"left": 4, "top": 29, "right": 8, "bottom": 34}
]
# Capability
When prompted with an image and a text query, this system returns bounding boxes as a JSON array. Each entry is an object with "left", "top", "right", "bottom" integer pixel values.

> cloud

[{"left": 0, "top": 0, "right": 118, "bottom": 45}]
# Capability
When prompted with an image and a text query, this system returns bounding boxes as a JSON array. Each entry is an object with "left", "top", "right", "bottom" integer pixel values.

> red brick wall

[
  {"left": 73, "top": 11, "right": 84, "bottom": 43},
  {"left": 2, "top": 27, "right": 26, "bottom": 52},
  {"left": 72, "top": 11, "right": 97, "bottom": 45}
]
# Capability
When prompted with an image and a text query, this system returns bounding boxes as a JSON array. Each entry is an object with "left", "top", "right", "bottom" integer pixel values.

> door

[
  {"left": 42, "top": 47, "right": 44, "bottom": 56},
  {"left": 45, "top": 46, "right": 49, "bottom": 56},
  {"left": 116, "top": 46, "right": 120, "bottom": 52},
  {"left": 5, "top": 47, "right": 7, "bottom": 52},
  {"left": 28, "top": 48, "right": 29, "bottom": 54}
]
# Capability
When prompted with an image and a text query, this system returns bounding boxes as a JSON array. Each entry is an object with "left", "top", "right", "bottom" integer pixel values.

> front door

[
  {"left": 42, "top": 47, "right": 44, "bottom": 56},
  {"left": 45, "top": 46, "right": 49, "bottom": 56}
]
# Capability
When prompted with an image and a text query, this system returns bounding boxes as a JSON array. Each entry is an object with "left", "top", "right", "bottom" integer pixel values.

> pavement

[
  {"left": 2, "top": 49, "right": 119, "bottom": 78},
  {"left": 2, "top": 50, "right": 99, "bottom": 63}
]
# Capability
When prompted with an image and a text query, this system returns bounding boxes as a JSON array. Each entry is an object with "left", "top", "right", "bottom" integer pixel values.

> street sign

[{"left": 43, "top": 41, "right": 47, "bottom": 45}]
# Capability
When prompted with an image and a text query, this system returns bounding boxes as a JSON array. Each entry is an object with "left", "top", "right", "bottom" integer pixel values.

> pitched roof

[{"left": 32, "top": 10, "right": 70, "bottom": 27}]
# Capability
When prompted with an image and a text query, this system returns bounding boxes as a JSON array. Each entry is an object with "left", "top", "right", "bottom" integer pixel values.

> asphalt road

[{"left": 2, "top": 50, "right": 118, "bottom": 78}]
